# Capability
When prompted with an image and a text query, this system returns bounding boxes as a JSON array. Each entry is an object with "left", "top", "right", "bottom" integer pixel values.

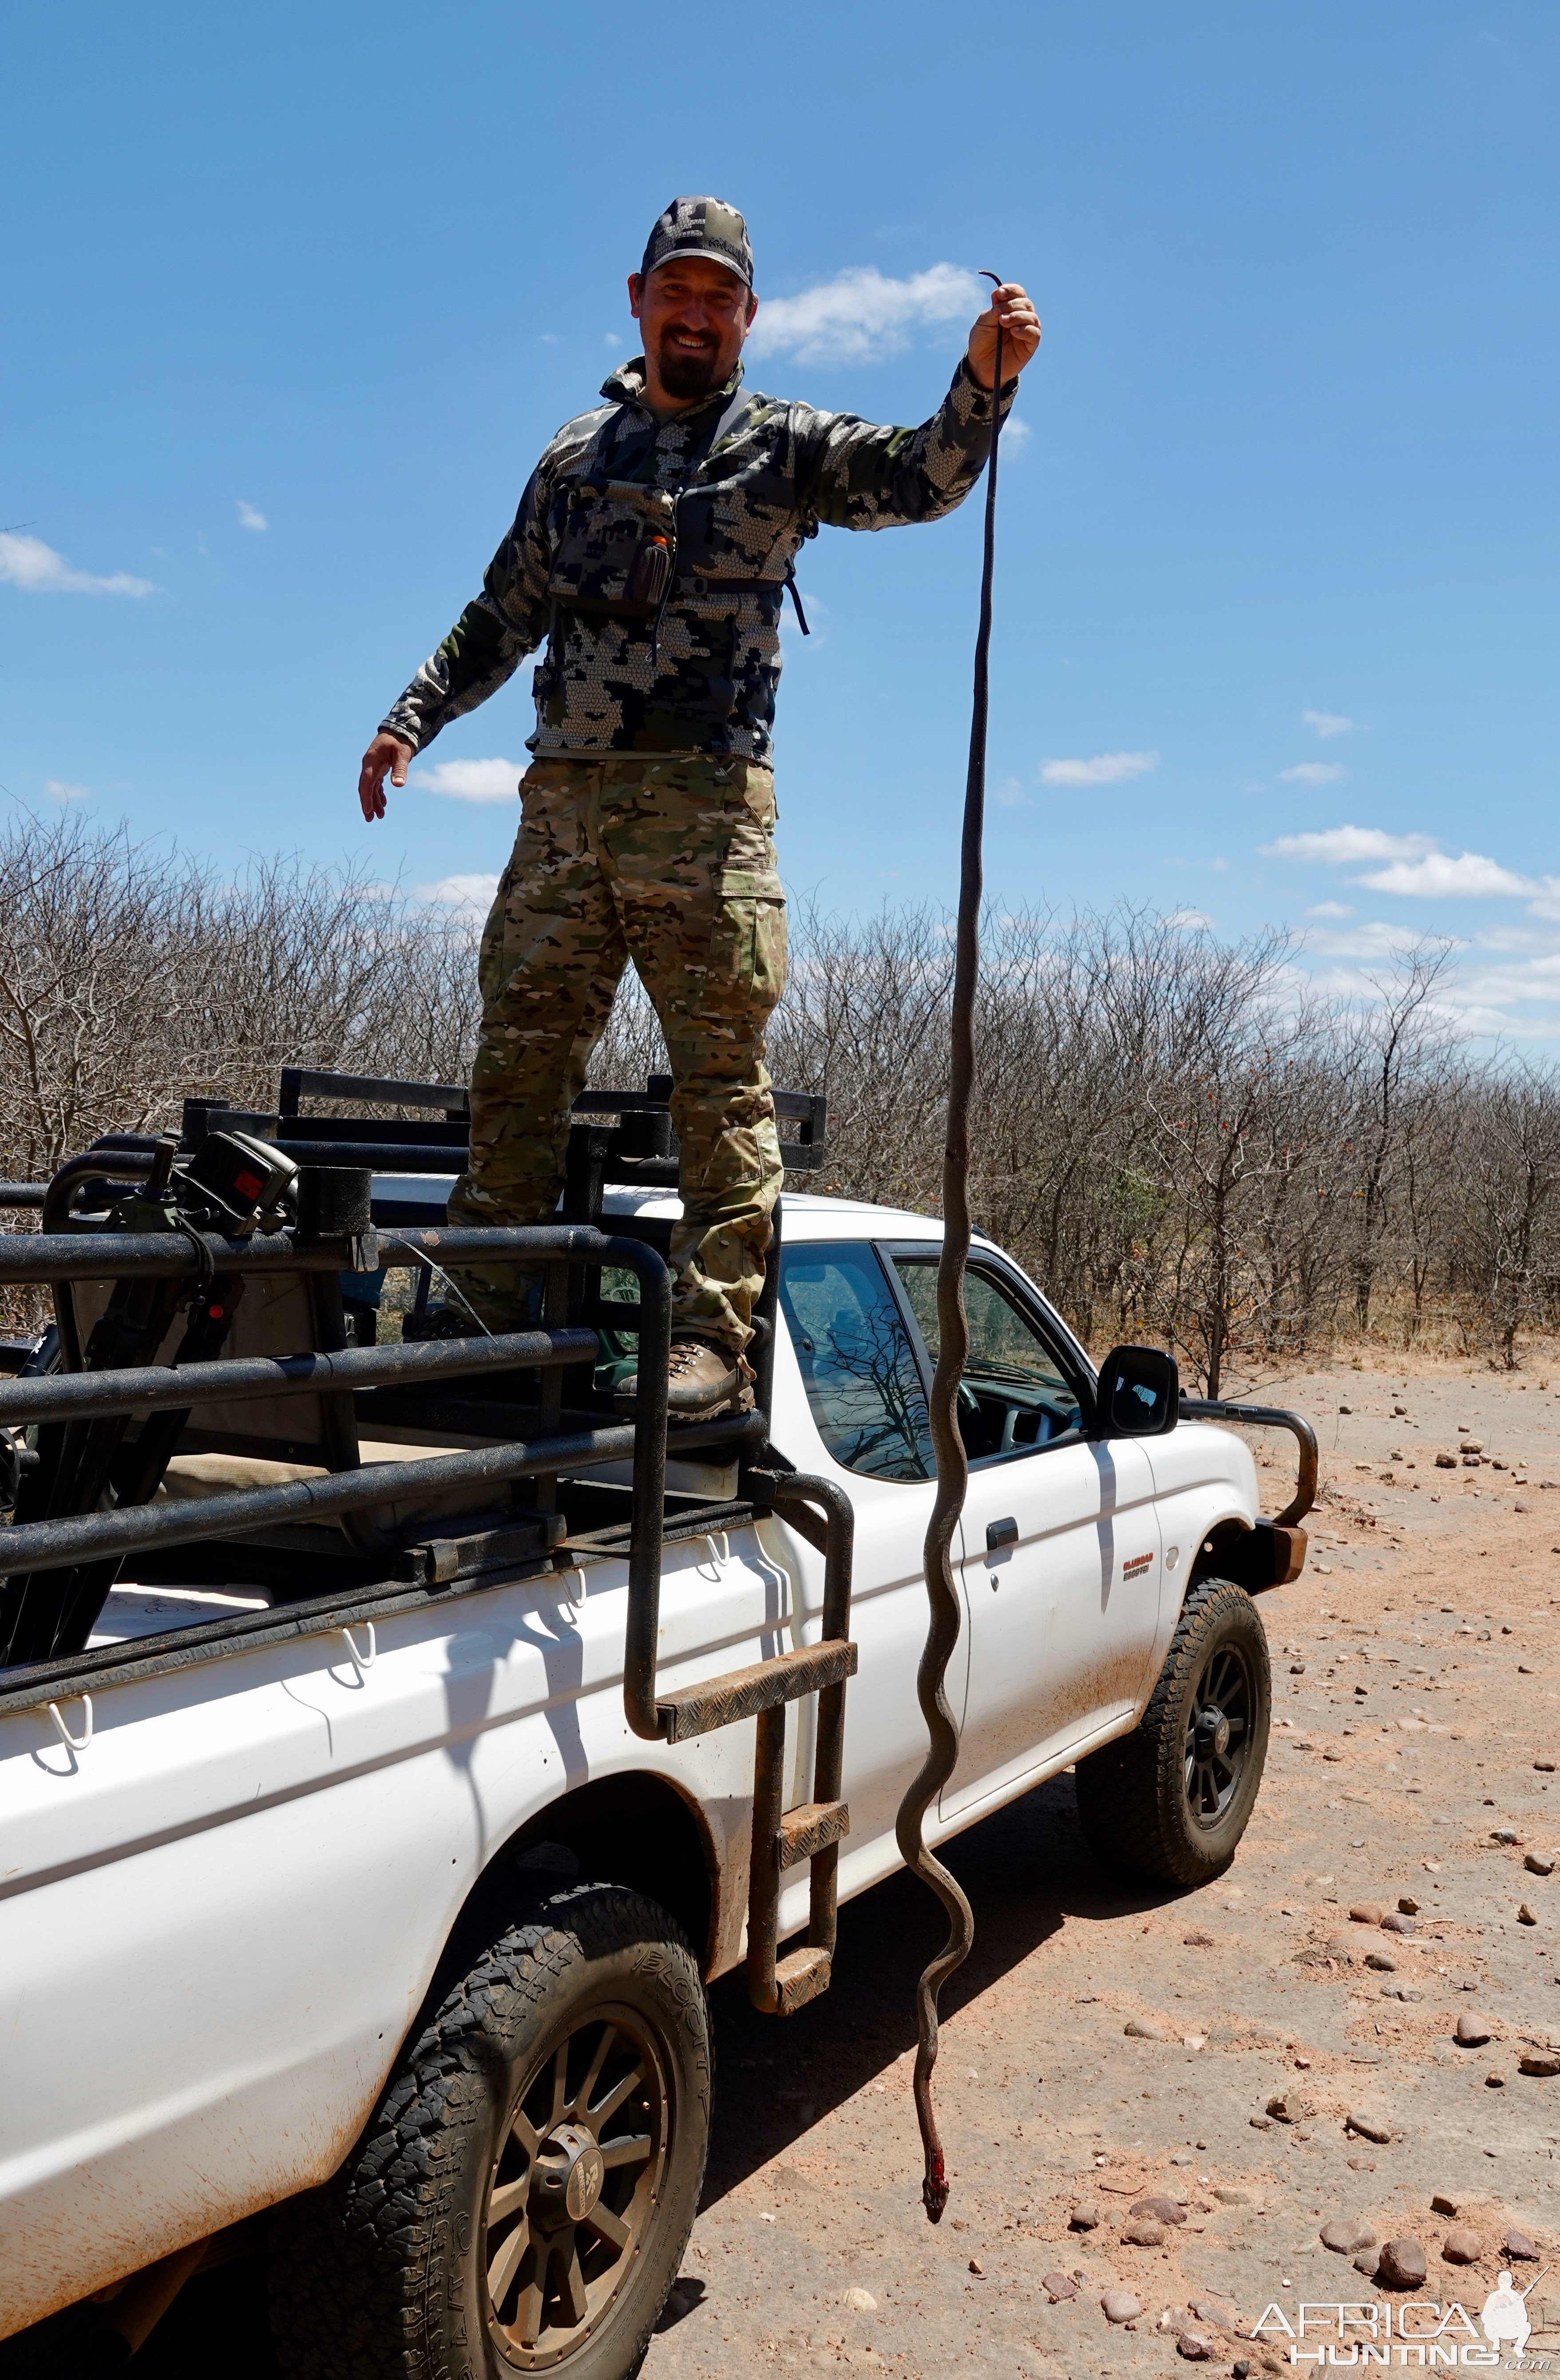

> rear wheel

[
  {"left": 1075, "top": 1577, "right": 1271, "bottom": 1887},
  {"left": 270, "top": 1882, "right": 711, "bottom": 2380}
]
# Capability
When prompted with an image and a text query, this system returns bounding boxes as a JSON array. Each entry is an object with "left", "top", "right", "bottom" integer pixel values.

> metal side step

[
  {"left": 777, "top": 1799, "right": 849, "bottom": 1867},
  {"left": 772, "top": 1945, "right": 833, "bottom": 2016},
  {"left": 656, "top": 1637, "right": 855, "bottom": 1743}
]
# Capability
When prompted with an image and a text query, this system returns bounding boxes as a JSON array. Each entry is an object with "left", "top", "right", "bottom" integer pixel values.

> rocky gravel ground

[{"left": 5, "top": 1352, "right": 1559, "bottom": 2379}]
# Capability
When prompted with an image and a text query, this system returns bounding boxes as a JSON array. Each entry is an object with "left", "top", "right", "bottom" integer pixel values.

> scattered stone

[
  {"left": 1537, "top": 1760, "right": 1557, "bottom": 1774},
  {"left": 1350, "top": 1902, "right": 1386, "bottom": 1925},
  {"left": 1382, "top": 1985, "right": 1424, "bottom": 2001},
  {"left": 1131, "top": 2197, "right": 1188, "bottom": 2226},
  {"left": 1249, "top": 2114, "right": 1271, "bottom": 2131},
  {"left": 1520, "top": 2049, "right": 1560, "bottom": 2076},
  {"left": 844, "top": 2287, "right": 878, "bottom": 2312},
  {"left": 1320, "top": 2217, "right": 1378, "bottom": 2254},
  {"left": 1527, "top": 1852, "right": 1556, "bottom": 1876},
  {"left": 1456, "top": 2014, "right": 1493, "bottom": 2046},
  {"left": 1506, "top": 2226, "right": 1540, "bottom": 2260},
  {"left": 1122, "top": 2218, "right": 1166, "bottom": 2246},
  {"left": 1290, "top": 1661, "right": 1306, "bottom": 1674},
  {"left": 1494, "top": 1828, "right": 1521, "bottom": 1844},
  {"left": 1102, "top": 2289, "right": 1143, "bottom": 2324},
  {"left": 1189, "top": 2298, "right": 1234, "bottom": 2329},
  {"left": 1266, "top": 2093, "right": 1311, "bottom": 2123},
  {"left": 1347, "top": 2157, "right": 1377, "bottom": 2172},
  {"left": 968, "top": 2257, "right": 984, "bottom": 2275},
  {"left": 1432, "top": 2194, "right": 1460, "bottom": 2217},
  {"left": 1354, "top": 2246, "right": 1381, "bottom": 2277},
  {"left": 1487, "top": 2072, "right": 1506, "bottom": 2089},
  {"left": 1125, "top": 2018, "right": 1172, "bottom": 2040},
  {"left": 1365, "top": 1951, "right": 1398, "bottom": 1972},
  {"left": 1519, "top": 1905, "right": 1540, "bottom": 1926},
  {"left": 1069, "top": 2203, "right": 1101, "bottom": 2230},
  {"left": 1213, "top": 2187, "right": 1251, "bottom": 2205},
  {"left": 1176, "top": 2333, "right": 1216, "bottom": 2362},
  {"left": 1382, "top": 1912, "right": 1417, "bottom": 1935},
  {"left": 1435, "top": 1453, "right": 1457, "bottom": 1469},
  {"left": 1183, "top": 1931, "right": 1214, "bottom": 1947},
  {"left": 1442, "top": 2227, "right": 1482, "bottom": 2265},
  {"left": 1461, "top": 1439, "right": 1484, "bottom": 1454},
  {"left": 1327, "top": 1933, "right": 1360, "bottom": 1962},
  {"left": 1339, "top": 1403, "right": 1352, "bottom": 1414},
  {"left": 1346, "top": 2111, "right": 1393, "bottom": 2143},
  {"left": 1041, "top": 2273, "right": 1077, "bottom": 2302},
  {"left": 1398, "top": 1896, "right": 1421, "bottom": 1915},
  {"left": 1378, "top": 2238, "right": 1428, "bottom": 2289}
]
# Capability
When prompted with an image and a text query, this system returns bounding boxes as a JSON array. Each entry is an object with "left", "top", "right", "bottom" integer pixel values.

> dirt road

[{"left": 6, "top": 1352, "right": 1558, "bottom": 2378}]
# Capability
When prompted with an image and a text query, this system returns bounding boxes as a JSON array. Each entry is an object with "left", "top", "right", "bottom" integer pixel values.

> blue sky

[{"left": 4, "top": 4, "right": 1557, "bottom": 1039}]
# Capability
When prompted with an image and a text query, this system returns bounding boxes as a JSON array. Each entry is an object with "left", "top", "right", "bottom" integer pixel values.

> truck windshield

[{"left": 778, "top": 1243, "right": 934, "bottom": 1483}]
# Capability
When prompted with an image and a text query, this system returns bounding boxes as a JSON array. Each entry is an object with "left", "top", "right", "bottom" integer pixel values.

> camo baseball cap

[{"left": 640, "top": 196, "right": 753, "bottom": 291}]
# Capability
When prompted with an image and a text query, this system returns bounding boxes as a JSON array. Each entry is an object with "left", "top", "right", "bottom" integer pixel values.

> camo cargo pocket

[{"left": 707, "top": 866, "right": 788, "bottom": 1016}]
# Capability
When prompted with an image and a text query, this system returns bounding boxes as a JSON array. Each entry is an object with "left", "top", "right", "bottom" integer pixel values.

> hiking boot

[{"left": 615, "top": 1332, "right": 754, "bottom": 1419}]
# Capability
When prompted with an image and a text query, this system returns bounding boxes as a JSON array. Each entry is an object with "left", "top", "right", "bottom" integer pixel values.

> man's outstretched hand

[
  {"left": 359, "top": 732, "right": 413, "bottom": 822},
  {"left": 966, "top": 282, "right": 1041, "bottom": 391}
]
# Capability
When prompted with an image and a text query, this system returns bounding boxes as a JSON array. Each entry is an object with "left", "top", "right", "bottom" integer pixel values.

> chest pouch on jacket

[{"left": 546, "top": 478, "right": 677, "bottom": 623}]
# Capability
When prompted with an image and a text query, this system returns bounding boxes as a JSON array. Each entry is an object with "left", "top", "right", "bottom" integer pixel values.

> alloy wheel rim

[
  {"left": 483, "top": 2001, "right": 668, "bottom": 2369},
  {"left": 1182, "top": 1638, "right": 1254, "bottom": 1828}
]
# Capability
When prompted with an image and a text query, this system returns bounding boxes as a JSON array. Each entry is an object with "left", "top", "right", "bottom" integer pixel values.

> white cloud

[
  {"left": 604, "top": 332, "right": 622, "bottom": 349},
  {"left": 237, "top": 500, "right": 267, "bottom": 532},
  {"left": 745, "top": 263, "right": 986, "bottom": 367},
  {"left": 1305, "top": 900, "right": 1355, "bottom": 919},
  {"left": 1164, "top": 907, "right": 1213, "bottom": 930},
  {"left": 1303, "top": 920, "right": 1451, "bottom": 961},
  {"left": 1040, "top": 749, "right": 1158, "bottom": 787},
  {"left": 999, "top": 415, "right": 1031, "bottom": 454},
  {"left": 1303, "top": 709, "right": 1354, "bottom": 739},
  {"left": 0, "top": 531, "right": 155, "bottom": 597},
  {"left": 43, "top": 778, "right": 90, "bottom": 802},
  {"left": 995, "top": 777, "right": 1029, "bottom": 808},
  {"left": 1358, "top": 851, "right": 1537, "bottom": 899},
  {"left": 411, "top": 756, "right": 525, "bottom": 804},
  {"left": 1264, "top": 826, "right": 1433, "bottom": 865},
  {"left": 1279, "top": 761, "right": 1346, "bottom": 784},
  {"left": 418, "top": 872, "right": 499, "bottom": 914}
]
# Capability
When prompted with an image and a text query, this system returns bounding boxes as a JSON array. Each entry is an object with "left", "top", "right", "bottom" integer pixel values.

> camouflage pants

[{"left": 447, "top": 755, "right": 787, "bottom": 1351}]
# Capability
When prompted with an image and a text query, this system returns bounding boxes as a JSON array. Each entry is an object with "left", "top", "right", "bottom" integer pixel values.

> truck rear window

[{"left": 778, "top": 1244, "right": 933, "bottom": 1483}]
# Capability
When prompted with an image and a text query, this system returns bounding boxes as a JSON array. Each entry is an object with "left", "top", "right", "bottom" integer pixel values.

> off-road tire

[
  {"left": 1074, "top": 1577, "right": 1271, "bottom": 1888},
  {"left": 269, "top": 1882, "right": 711, "bottom": 2380}
]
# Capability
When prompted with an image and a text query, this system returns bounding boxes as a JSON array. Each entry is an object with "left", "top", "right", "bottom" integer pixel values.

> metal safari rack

[{"left": 0, "top": 1067, "right": 852, "bottom": 2020}]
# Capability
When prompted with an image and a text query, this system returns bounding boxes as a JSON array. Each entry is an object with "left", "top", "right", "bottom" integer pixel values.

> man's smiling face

[{"left": 628, "top": 254, "right": 758, "bottom": 407}]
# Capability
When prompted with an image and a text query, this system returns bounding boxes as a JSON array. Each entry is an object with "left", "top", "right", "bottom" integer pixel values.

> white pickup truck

[{"left": 0, "top": 1075, "right": 1311, "bottom": 2380}]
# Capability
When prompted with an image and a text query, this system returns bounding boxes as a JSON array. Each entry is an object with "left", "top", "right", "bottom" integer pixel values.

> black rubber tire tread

[
  {"left": 1074, "top": 1576, "right": 1271, "bottom": 1889},
  {"left": 268, "top": 1880, "right": 710, "bottom": 2380}
]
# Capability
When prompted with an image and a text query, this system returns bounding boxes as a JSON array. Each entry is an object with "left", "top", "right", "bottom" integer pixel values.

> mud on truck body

[{"left": 0, "top": 1070, "right": 1315, "bottom": 2377}]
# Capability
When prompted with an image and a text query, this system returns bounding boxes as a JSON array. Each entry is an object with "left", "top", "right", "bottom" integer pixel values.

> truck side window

[
  {"left": 779, "top": 1244, "right": 934, "bottom": 1483},
  {"left": 888, "top": 1257, "right": 1084, "bottom": 1463}
]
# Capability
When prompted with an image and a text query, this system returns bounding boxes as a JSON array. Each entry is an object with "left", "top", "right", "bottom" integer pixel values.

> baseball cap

[{"left": 640, "top": 197, "right": 754, "bottom": 292}]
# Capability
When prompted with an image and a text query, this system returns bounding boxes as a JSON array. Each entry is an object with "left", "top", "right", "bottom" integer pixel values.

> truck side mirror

[{"left": 1093, "top": 1344, "right": 1179, "bottom": 1437}]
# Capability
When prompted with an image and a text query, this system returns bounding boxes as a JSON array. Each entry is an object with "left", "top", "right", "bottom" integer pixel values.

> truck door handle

[{"left": 986, "top": 1517, "right": 1019, "bottom": 1552}]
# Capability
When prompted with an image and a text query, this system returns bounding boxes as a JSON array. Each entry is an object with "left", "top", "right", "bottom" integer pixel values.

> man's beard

[{"left": 655, "top": 330, "right": 725, "bottom": 399}]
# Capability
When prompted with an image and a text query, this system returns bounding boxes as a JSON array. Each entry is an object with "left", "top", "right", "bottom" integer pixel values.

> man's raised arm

[{"left": 795, "top": 280, "right": 1041, "bottom": 536}]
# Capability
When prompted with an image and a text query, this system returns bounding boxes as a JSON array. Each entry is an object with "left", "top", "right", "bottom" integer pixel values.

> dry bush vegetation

[{"left": 3, "top": 811, "right": 1559, "bottom": 1387}]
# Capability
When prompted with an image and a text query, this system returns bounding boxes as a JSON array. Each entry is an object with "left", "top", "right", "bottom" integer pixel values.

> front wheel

[
  {"left": 1075, "top": 1577, "right": 1271, "bottom": 1888},
  {"left": 270, "top": 1882, "right": 711, "bottom": 2380}
]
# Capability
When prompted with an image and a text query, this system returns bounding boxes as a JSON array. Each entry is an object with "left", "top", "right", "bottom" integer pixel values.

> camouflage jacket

[{"left": 379, "top": 354, "right": 1014, "bottom": 766}]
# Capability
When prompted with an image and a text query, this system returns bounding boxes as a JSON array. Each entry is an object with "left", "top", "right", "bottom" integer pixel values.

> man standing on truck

[{"left": 359, "top": 198, "right": 1040, "bottom": 1414}]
